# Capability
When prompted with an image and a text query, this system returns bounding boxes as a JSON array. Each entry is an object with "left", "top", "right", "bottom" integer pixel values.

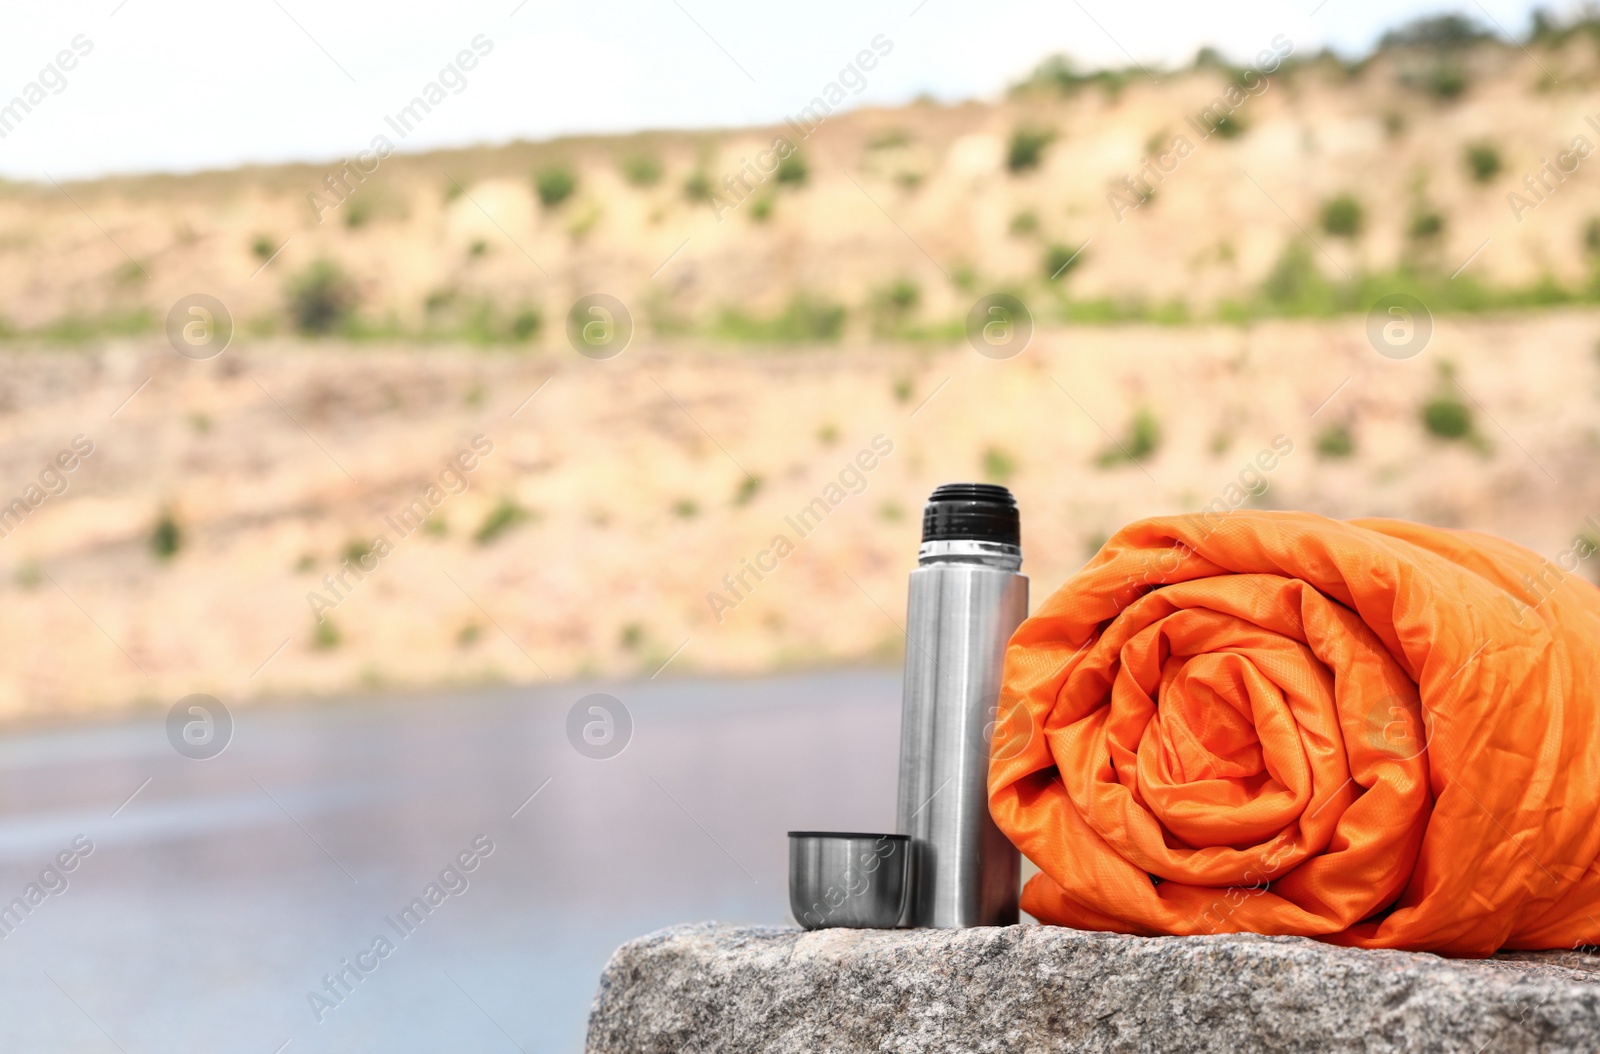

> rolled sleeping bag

[{"left": 989, "top": 510, "right": 1600, "bottom": 956}]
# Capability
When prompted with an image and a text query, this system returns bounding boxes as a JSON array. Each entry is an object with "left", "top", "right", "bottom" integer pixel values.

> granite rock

[{"left": 585, "top": 923, "right": 1600, "bottom": 1054}]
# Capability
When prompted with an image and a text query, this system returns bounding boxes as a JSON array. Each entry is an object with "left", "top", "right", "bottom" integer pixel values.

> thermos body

[{"left": 895, "top": 485, "right": 1028, "bottom": 928}]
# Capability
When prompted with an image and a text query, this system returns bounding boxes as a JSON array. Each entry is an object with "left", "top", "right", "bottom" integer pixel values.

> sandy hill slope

[
  {"left": 5, "top": 23, "right": 1600, "bottom": 717},
  {"left": 2, "top": 311, "right": 1599, "bottom": 718},
  {"left": 5, "top": 29, "right": 1600, "bottom": 345}
]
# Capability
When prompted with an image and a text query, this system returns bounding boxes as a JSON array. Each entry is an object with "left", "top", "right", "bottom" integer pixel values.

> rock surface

[{"left": 585, "top": 923, "right": 1600, "bottom": 1054}]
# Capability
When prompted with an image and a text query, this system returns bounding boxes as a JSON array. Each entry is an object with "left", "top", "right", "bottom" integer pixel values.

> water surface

[{"left": 0, "top": 669, "right": 901, "bottom": 1053}]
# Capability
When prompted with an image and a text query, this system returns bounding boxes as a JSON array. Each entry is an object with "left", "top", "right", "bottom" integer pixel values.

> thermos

[{"left": 895, "top": 483, "right": 1028, "bottom": 927}]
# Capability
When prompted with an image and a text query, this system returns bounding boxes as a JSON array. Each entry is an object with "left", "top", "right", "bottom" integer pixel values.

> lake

[{"left": 0, "top": 669, "right": 902, "bottom": 1053}]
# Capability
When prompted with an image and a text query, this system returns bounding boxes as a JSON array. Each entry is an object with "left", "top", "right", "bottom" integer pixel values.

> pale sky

[{"left": 0, "top": 0, "right": 1571, "bottom": 180}]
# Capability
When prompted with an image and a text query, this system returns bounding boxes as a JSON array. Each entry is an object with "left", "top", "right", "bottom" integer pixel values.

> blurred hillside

[
  {"left": 4, "top": 311, "right": 1600, "bottom": 718},
  {"left": 6, "top": 17, "right": 1600, "bottom": 344},
  {"left": 5, "top": 15, "right": 1600, "bottom": 718}
]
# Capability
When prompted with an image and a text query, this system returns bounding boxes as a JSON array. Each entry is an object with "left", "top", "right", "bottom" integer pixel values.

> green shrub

[
  {"left": 150, "top": 510, "right": 182, "bottom": 560},
  {"left": 1320, "top": 194, "right": 1364, "bottom": 238},
  {"left": 714, "top": 295, "right": 846, "bottom": 343},
  {"left": 982, "top": 447, "right": 1017, "bottom": 483},
  {"left": 1380, "top": 16, "right": 1486, "bottom": 101},
  {"left": 750, "top": 195, "right": 774, "bottom": 222},
  {"left": 1380, "top": 14, "right": 1491, "bottom": 50},
  {"left": 1199, "top": 253, "right": 1600, "bottom": 324},
  {"left": 1315, "top": 422, "right": 1355, "bottom": 458},
  {"left": 534, "top": 165, "right": 577, "bottom": 208},
  {"left": 734, "top": 476, "right": 763, "bottom": 506},
  {"left": 510, "top": 307, "right": 541, "bottom": 342},
  {"left": 776, "top": 152, "right": 809, "bottom": 186},
  {"left": 1259, "top": 245, "right": 1335, "bottom": 313},
  {"left": 1044, "top": 242, "right": 1086, "bottom": 280},
  {"left": 1009, "top": 210, "right": 1039, "bottom": 236},
  {"left": 1059, "top": 297, "right": 1189, "bottom": 325},
  {"left": 883, "top": 276, "right": 921, "bottom": 313},
  {"left": 251, "top": 235, "right": 276, "bottom": 261},
  {"left": 1124, "top": 411, "right": 1162, "bottom": 460},
  {"left": 1097, "top": 409, "right": 1162, "bottom": 467},
  {"left": 871, "top": 279, "right": 920, "bottom": 331},
  {"left": 1151, "top": 300, "right": 1192, "bottom": 325},
  {"left": 1465, "top": 142, "right": 1502, "bottom": 183},
  {"left": 313, "top": 619, "right": 341, "bottom": 650},
  {"left": 884, "top": 280, "right": 920, "bottom": 311},
  {"left": 1018, "top": 56, "right": 1130, "bottom": 100},
  {"left": 1210, "top": 114, "right": 1246, "bottom": 139},
  {"left": 1408, "top": 209, "right": 1445, "bottom": 240},
  {"left": 622, "top": 154, "right": 662, "bottom": 186},
  {"left": 673, "top": 498, "right": 699, "bottom": 519},
  {"left": 1422, "top": 395, "right": 1473, "bottom": 439},
  {"left": 425, "top": 287, "right": 455, "bottom": 314},
  {"left": 286, "top": 260, "right": 358, "bottom": 335},
  {"left": 683, "top": 171, "right": 712, "bottom": 202},
  {"left": 423, "top": 293, "right": 541, "bottom": 345},
  {"left": 342, "top": 190, "right": 406, "bottom": 229},
  {"left": 475, "top": 497, "right": 533, "bottom": 544},
  {"left": 1007, "top": 126, "right": 1055, "bottom": 173},
  {"left": 1427, "top": 64, "right": 1468, "bottom": 99},
  {"left": 36, "top": 308, "right": 153, "bottom": 342},
  {"left": 1585, "top": 217, "right": 1600, "bottom": 255}
]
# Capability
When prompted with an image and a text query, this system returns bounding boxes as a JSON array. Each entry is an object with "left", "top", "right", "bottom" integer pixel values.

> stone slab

[{"left": 584, "top": 922, "right": 1600, "bottom": 1053}]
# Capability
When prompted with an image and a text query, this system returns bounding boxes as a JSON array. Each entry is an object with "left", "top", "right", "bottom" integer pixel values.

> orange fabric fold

[{"left": 988, "top": 510, "right": 1600, "bottom": 955}]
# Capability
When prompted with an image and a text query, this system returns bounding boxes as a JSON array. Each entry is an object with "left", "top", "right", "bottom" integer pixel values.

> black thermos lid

[{"left": 920, "top": 483, "right": 1020, "bottom": 547}]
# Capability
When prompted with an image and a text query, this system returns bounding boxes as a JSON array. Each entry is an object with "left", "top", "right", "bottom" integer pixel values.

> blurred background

[{"left": 4, "top": 0, "right": 1600, "bottom": 1050}]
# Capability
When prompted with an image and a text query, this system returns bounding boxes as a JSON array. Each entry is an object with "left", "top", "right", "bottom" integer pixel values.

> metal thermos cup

[{"left": 895, "top": 483, "right": 1028, "bottom": 928}]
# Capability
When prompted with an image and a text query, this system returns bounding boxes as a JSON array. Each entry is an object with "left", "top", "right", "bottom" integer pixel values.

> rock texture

[{"left": 585, "top": 923, "right": 1600, "bottom": 1054}]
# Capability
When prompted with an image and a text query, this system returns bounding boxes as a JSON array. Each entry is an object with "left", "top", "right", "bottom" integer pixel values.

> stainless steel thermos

[{"left": 895, "top": 483, "right": 1029, "bottom": 927}]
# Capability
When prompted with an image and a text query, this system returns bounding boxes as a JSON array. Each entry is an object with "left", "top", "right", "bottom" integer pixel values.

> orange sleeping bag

[{"left": 989, "top": 510, "right": 1600, "bottom": 955}]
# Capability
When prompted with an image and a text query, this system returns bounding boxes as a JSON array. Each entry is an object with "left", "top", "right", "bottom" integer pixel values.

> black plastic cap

[{"left": 921, "top": 483, "right": 1020, "bottom": 546}]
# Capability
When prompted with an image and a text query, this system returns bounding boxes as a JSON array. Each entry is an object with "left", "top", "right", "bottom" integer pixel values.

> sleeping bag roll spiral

[{"left": 988, "top": 509, "right": 1600, "bottom": 956}]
